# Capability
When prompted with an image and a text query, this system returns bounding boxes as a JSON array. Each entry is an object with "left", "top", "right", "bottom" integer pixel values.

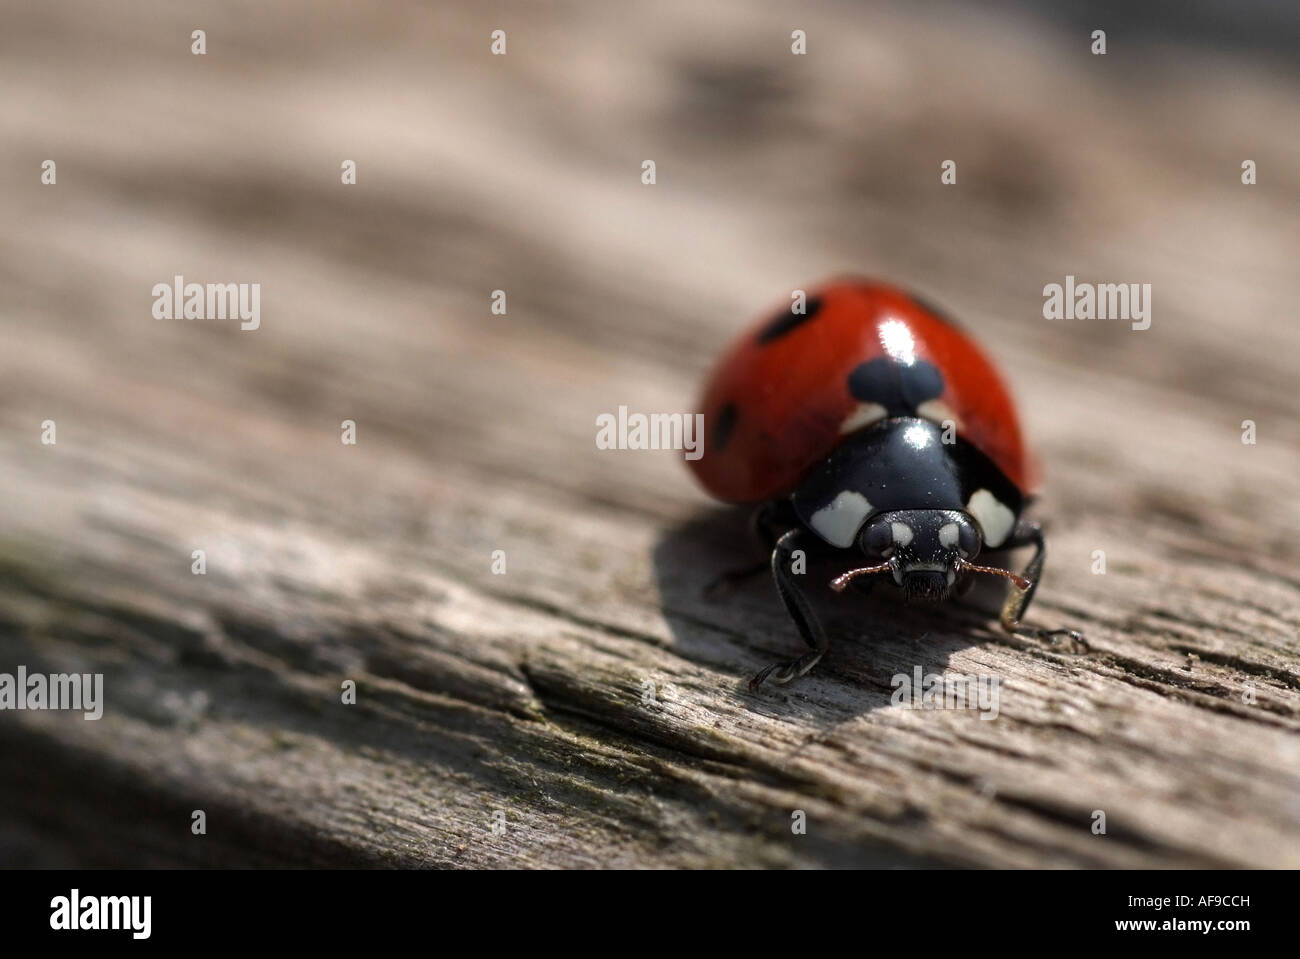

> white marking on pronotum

[
  {"left": 938, "top": 522, "right": 960, "bottom": 549},
  {"left": 839, "top": 402, "right": 887, "bottom": 435},
  {"left": 966, "top": 489, "right": 1015, "bottom": 548},
  {"left": 809, "top": 491, "right": 872, "bottom": 548},
  {"left": 890, "top": 522, "right": 913, "bottom": 546}
]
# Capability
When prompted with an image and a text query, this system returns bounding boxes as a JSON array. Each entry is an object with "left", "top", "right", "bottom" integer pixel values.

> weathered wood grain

[{"left": 1, "top": 0, "right": 1298, "bottom": 867}]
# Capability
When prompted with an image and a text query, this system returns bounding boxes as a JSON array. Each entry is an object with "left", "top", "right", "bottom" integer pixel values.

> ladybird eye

[
  {"left": 861, "top": 521, "right": 894, "bottom": 555},
  {"left": 940, "top": 518, "right": 980, "bottom": 557}
]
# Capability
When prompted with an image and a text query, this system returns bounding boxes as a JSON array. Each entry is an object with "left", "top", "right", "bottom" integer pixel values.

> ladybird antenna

[
  {"left": 956, "top": 560, "right": 1032, "bottom": 592},
  {"left": 829, "top": 563, "right": 894, "bottom": 593}
]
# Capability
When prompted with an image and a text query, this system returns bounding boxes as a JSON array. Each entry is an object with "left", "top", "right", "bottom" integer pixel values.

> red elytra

[{"left": 689, "top": 280, "right": 1036, "bottom": 503}]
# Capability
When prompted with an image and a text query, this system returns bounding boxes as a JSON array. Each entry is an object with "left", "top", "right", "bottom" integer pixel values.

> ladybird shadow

[{"left": 652, "top": 507, "right": 1007, "bottom": 723}]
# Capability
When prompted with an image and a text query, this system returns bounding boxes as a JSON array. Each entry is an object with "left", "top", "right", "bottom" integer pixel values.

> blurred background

[{"left": 1, "top": 0, "right": 1298, "bottom": 868}]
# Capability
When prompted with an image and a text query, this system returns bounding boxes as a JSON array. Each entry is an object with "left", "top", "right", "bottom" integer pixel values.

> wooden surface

[{"left": 2, "top": 1, "right": 1299, "bottom": 868}]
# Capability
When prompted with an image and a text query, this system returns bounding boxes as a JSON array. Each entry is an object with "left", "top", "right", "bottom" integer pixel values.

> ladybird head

[
  {"left": 831, "top": 509, "right": 982, "bottom": 602},
  {"left": 832, "top": 508, "right": 1035, "bottom": 599},
  {"left": 866, "top": 509, "right": 982, "bottom": 601}
]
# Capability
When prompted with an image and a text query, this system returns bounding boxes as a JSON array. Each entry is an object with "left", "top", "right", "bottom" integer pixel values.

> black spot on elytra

[
  {"left": 909, "top": 292, "right": 964, "bottom": 330},
  {"left": 847, "top": 356, "right": 944, "bottom": 415},
  {"left": 711, "top": 402, "right": 738, "bottom": 452},
  {"left": 756, "top": 296, "right": 822, "bottom": 343}
]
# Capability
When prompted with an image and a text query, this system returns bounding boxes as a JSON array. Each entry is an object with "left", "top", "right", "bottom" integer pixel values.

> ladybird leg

[
  {"left": 703, "top": 501, "right": 791, "bottom": 600},
  {"left": 749, "top": 528, "right": 830, "bottom": 690},
  {"left": 999, "top": 520, "right": 1087, "bottom": 649}
]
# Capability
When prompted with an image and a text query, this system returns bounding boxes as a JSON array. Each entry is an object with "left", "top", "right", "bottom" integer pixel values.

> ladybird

[{"left": 689, "top": 279, "right": 1082, "bottom": 689}]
